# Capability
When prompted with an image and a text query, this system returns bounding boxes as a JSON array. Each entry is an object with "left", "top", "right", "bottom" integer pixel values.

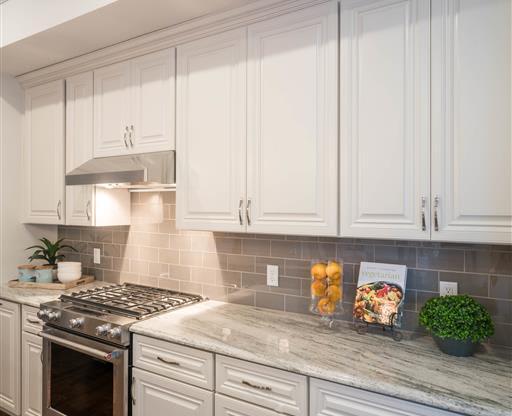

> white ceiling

[{"left": 0, "top": 0, "right": 258, "bottom": 76}]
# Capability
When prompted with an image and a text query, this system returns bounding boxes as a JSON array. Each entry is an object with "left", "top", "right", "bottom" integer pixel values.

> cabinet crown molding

[{"left": 16, "top": 0, "right": 329, "bottom": 89}]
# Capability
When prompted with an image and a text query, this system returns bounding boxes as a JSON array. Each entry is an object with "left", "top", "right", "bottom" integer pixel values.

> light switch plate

[
  {"left": 440, "top": 281, "right": 458, "bottom": 296},
  {"left": 267, "top": 265, "right": 279, "bottom": 287},
  {"left": 93, "top": 248, "right": 101, "bottom": 264}
]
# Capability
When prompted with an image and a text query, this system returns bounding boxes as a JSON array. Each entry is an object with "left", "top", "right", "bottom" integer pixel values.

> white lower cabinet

[
  {"left": 0, "top": 299, "right": 21, "bottom": 415},
  {"left": 215, "top": 394, "right": 280, "bottom": 416},
  {"left": 21, "top": 332, "right": 42, "bottom": 416},
  {"left": 310, "top": 378, "right": 457, "bottom": 416},
  {"left": 132, "top": 367, "right": 213, "bottom": 416}
]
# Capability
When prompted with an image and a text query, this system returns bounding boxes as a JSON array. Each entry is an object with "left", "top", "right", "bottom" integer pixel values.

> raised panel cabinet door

[
  {"left": 94, "top": 61, "right": 131, "bottom": 157},
  {"left": 246, "top": 2, "right": 338, "bottom": 236},
  {"left": 21, "top": 332, "right": 42, "bottom": 416},
  {"left": 65, "top": 185, "right": 93, "bottom": 226},
  {"left": 176, "top": 28, "right": 247, "bottom": 232},
  {"left": 131, "top": 48, "right": 176, "bottom": 153},
  {"left": 66, "top": 71, "right": 93, "bottom": 173},
  {"left": 310, "top": 378, "right": 458, "bottom": 416},
  {"left": 340, "top": 0, "right": 430, "bottom": 240},
  {"left": 132, "top": 368, "right": 213, "bottom": 416},
  {"left": 431, "top": 0, "right": 512, "bottom": 244},
  {"left": 0, "top": 300, "right": 21, "bottom": 415},
  {"left": 23, "top": 80, "right": 65, "bottom": 224}
]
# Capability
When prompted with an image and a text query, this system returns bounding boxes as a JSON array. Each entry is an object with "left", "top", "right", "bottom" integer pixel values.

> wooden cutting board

[{"left": 8, "top": 275, "right": 94, "bottom": 290}]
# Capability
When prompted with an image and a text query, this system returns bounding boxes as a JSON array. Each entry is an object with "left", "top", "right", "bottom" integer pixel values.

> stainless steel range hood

[{"left": 65, "top": 151, "right": 175, "bottom": 190}]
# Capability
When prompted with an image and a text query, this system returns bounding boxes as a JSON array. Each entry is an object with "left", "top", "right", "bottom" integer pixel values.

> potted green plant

[
  {"left": 419, "top": 294, "right": 494, "bottom": 357},
  {"left": 26, "top": 238, "right": 77, "bottom": 277}
]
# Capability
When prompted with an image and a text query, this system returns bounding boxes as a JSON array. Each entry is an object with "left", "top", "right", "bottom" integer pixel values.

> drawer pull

[
  {"left": 157, "top": 356, "right": 180, "bottom": 366},
  {"left": 242, "top": 380, "right": 272, "bottom": 392},
  {"left": 26, "top": 318, "right": 41, "bottom": 324}
]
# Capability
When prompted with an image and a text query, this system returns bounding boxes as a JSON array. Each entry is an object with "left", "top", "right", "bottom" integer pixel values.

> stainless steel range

[{"left": 38, "top": 284, "right": 202, "bottom": 416}]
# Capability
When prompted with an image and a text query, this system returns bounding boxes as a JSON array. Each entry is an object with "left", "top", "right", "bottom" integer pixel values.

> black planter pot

[{"left": 433, "top": 335, "right": 478, "bottom": 357}]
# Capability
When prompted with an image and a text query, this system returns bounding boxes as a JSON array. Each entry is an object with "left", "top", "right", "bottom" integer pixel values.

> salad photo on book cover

[{"left": 353, "top": 262, "right": 407, "bottom": 327}]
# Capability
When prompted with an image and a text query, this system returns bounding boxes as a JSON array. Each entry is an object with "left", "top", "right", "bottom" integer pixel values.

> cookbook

[{"left": 353, "top": 262, "right": 407, "bottom": 327}]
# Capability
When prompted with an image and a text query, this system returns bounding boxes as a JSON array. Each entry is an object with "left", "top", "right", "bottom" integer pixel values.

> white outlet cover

[
  {"left": 267, "top": 265, "right": 279, "bottom": 287},
  {"left": 440, "top": 281, "right": 458, "bottom": 296},
  {"left": 93, "top": 248, "right": 101, "bottom": 264}
]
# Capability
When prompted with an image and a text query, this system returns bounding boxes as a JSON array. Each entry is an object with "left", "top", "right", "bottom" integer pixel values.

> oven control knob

[
  {"left": 95, "top": 324, "right": 111, "bottom": 336},
  {"left": 37, "top": 310, "right": 49, "bottom": 320},
  {"left": 107, "top": 327, "right": 122, "bottom": 339},
  {"left": 69, "top": 317, "right": 84, "bottom": 329},
  {"left": 47, "top": 311, "right": 61, "bottom": 321}
]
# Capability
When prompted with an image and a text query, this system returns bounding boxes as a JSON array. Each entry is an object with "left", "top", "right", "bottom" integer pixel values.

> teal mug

[
  {"left": 35, "top": 266, "right": 55, "bottom": 283},
  {"left": 18, "top": 265, "right": 36, "bottom": 282}
]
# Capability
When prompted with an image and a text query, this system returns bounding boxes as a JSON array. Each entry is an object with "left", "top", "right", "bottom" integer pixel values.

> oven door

[{"left": 41, "top": 326, "right": 128, "bottom": 416}]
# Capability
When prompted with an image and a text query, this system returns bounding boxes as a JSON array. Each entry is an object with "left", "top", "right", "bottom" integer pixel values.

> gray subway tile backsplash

[{"left": 59, "top": 193, "right": 512, "bottom": 347}]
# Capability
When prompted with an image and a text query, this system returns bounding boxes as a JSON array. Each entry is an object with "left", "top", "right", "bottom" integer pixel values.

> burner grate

[{"left": 60, "top": 283, "right": 202, "bottom": 318}]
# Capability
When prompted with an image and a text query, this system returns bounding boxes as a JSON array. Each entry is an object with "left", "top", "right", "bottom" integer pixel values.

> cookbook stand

[{"left": 354, "top": 312, "right": 403, "bottom": 342}]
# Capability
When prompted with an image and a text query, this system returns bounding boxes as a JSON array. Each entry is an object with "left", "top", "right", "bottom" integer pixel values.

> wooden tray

[{"left": 8, "top": 275, "right": 94, "bottom": 290}]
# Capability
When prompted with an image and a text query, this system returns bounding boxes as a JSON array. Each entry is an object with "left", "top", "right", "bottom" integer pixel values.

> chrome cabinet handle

[
  {"left": 157, "top": 356, "right": 180, "bottom": 366},
  {"left": 129, "top": 125, "right": 134, "bottom": 147},
  {"left": 433, "top": 196, "right": 440, "bottom": 231},
  {"left": 246, "top": 199, "right": 251, "bottom": 226},
  {"left": 56, "top": 200, "right": 62, "bottom": 220},
  {"left": 26, "top": 318, "right": 41, "bottom": 324},
  {"left": 123, "top": 126, "right": 129, "bottom": 148},
  {"left": 421, "top": 197, "right": 426, "bottom": 231},
  {"left": 86, "top": 200, "right": 91, "bottom": 221},
  {"left": 131, "top": 376, "right": 136, "bottom": 405},
  {"left": 238, "top": 199, "right": 244, "bottom": 225},
  {"left": 242, "top": 380, "right": 272, "bottom": 392}
]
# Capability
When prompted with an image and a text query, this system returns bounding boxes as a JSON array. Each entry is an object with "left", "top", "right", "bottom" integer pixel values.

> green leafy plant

[
  {"left": 26, "top": 238, "right": 77, "bottom": 266},
  {"left": 419, "top": 295, "right": 494, "bottom": 343}
]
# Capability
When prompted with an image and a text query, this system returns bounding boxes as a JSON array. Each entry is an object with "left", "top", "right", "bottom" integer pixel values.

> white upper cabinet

[
  {"left": 431, "top": 0, "right": 512, "bottom": 244},
  {"left": 23, "top": 80, "right": 65, "bottom": 224},
  {"left": 66, "top": 185, "right": 94, "bottom": 226},
  {"left": 340, "top": 0, "right": 430, "bottom": 240},
  {"left": 246, "top": 2, "right": 338, "bottom": 236},
  {"left": 131, "top": 49, "right": 175, "bottom": 153},
  {"left": 176, "top": 28, "right": 247, "bottom": 232},
  {"left": 94, "top": 48, "right": 175, "bottom": 158},
  {"left": 94, "top": 61, "right": 132, "bottom": 157}
]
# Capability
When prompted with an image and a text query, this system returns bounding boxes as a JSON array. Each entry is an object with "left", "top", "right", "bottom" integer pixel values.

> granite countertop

[
  {"left": 0, "top": 281, "right": 109, "bottom": 308},
  {"left": 131, "top": 300, "right": 511, "bottom": 416}
]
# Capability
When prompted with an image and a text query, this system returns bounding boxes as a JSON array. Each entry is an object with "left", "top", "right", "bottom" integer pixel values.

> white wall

[{"left": 0, "top": 72, "right": 56, "bottom": 284}]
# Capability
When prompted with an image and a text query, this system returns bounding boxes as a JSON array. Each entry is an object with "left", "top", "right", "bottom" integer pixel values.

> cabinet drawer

[
  {"left": 216, "top": 355, "right": 307, "bottom": 416},
  {"left": 216, "top": 394, "right": 280, "bottom": 416},
  {"left": 310, "top": 378, "right": 458, "bottom": 416},
  {"left": 22, "top": 305, "right": 43, "bottom": 335},
  {"left": 133, "top": 334, "right": 214, "bottom": 390}
]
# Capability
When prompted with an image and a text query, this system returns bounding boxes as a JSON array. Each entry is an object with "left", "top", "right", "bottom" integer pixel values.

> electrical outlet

[
  {"left": 93, "top": 248, "right": 101, "bottom": 264},
  {"left": 267, "top": 265, "right": 279, "bottom": 287},
  {"left": 440, "top": 281, "right": 458, "bottom": 296}
]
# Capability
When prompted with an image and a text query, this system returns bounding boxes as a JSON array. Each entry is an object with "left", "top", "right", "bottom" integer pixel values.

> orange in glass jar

[
  {"left": 326, "top": 285, "right": 342, "bottom": 302},
  {"left": 310, "top": 280, "right": 326, "bottom": 297},
  {"left": 311, "top": 263, "right": 327, "bottom": 280},
  {"left": 317, "top": 297, "right": 336, "bottom": 315}
]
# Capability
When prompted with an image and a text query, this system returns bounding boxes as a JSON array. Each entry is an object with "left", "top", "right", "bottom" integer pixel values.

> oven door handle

[{"left": 40, "top": 331, "right": 120, "bottom": 361}]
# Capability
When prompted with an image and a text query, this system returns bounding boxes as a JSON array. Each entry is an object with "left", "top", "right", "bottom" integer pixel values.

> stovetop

[
  {"left": 60, "top": 283, "right": 203, "bottom": 319},
  {"left": 39, "top": 283, "right": 203, "bottom": 346}
]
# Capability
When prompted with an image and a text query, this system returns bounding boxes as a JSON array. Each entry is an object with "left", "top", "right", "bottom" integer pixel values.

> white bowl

[
  {"left": 57, "top": 270, "right": 81, "bottom": 283},
  {"left": 58, "top": 262, "right": 82, "bottom": 270}
]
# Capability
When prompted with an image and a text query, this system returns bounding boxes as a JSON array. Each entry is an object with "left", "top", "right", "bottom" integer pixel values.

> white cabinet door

[
  {"left": 66, "top": 71, "right": 93, "bottom": 172},
  {"left": 23, "top": 80, "right": 65, "bottom": 224},
  {"left": 246, "top": 2, "right": 338, "bottom": 236},
  {"left": 310, "top": 378, "right": 457, "bottom": 416},
  {"left": 21, "top": 332, "right": 42, "bottom": 416},
  {"left": 94, "top": 61, "right": 131, "bottom": 157},
  {"left": 431, "top": 0, "right": 512, "bottom": 244},
  {"left": 132, "top": 368, "right": 213, "bottom": 416},
  {"left": 66, "top": 185, "right": 93, "bottom": 226},
  {"left": 215, "top": 394, "right": 280, "bottom": 416},
  {"left": 176, "top": 28, "right": 247, "bottom": 232},
  {"left": 131, "top": 48, "right": 175, "bottom": 153},
  {"left": 0, "top": 300, "right": 21, "bottom": 415},
  {"left": 340, "top": 0, "right": 430, "bottom": 240}
]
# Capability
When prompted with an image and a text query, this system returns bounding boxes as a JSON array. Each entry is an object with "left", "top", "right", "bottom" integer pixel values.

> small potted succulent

[
  {"left": 26, "top": 238, "right": 77, "bottom": 280},
  {"left": 419, "top": 295, "right": 494, "bottom": 357}
]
